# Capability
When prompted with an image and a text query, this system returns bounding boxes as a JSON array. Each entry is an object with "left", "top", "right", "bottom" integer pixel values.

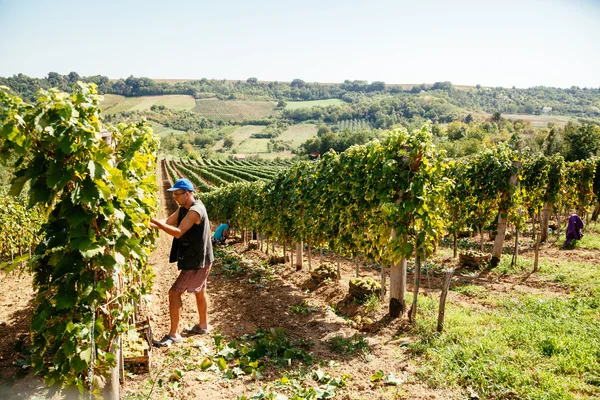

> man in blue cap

[{"left": 149, "top": 178, "right": 215, "bottom": 346}]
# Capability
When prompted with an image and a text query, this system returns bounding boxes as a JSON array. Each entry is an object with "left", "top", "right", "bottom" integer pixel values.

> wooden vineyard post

[
  {"left": 453, "top": 232, "right": 458, "bottom": 259},
  {"left": 389, "top": 229, "right": 407, "bottom": 318},
  {"left": 437, "top": 269, "right": 454, "bottom": 333},
  {"left": 479, "top": 227, "right": 485, "bottom": 252},
  {"left": 511, "top": 227, "right": 519, "bottom": 267},
  {"left": 355, "top": 258, "right": 359, "bottom": 278},
  {"left": 389, "top": 256, "right": 407, "bottom": 318},
  {"left": 265, "top": 238, "right": 269, "bottom": 255},
  {"left": 592, "top": 201, "right": 600, "bottom": 222},
  {"left": 337, "top": 255, "right": 341, "bottom": 280},
  {"left": 409, "top": 253, "right": 422, "bottom": 323},
  {"left": 556, "top": 207, "right": 562, "bottom": 239},
  {"left": 380, "top": 264, "right": 386, "bottom": 301},
  {"left": 295, "top": 242, "right": 303, "bottom": 270},
  {"left": 491, "top": 161, "right": 521, "bottom": 267},
  {"left": 307, "top": 241, "right": 312, "bottom": 272},
  {"left": 533, "top": 231, "right": 541, "bottom": 272},
  {"left": 577, "top": 203, "right": 586, "bottom": 220},
  {"left": 102, "top": 267, "right": 122, "bottom": 400},
  {"left": 541, "top": 201, "right": 551, "bottom": 242}
]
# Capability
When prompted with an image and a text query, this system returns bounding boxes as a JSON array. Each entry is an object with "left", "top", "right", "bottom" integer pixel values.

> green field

[
  {"left": 254, "top": 151, "right": 295, "bottom": 160},
  {"left": 285, "top": 99, "right": 345, "bottom": 110},
  {"left": 496, "top": 113, "right": 573, "bottom": 127},
  {"left": 230, "top": 125, "right": 265, "bottom": 147},
  {"left": 192, "top": 99, "right": 276, "bottom": 121},
  {"left": 278, "top": 124, "right": 318, "bottom": 147},
  {"left": 232, "top": 125, "right": 269, "bottom": 154},
  {"left": 212, "top": 125, "right": 266, "bottom": 153},
  {"left": 100, "top": 94, "right": 196, "bottom": 114},
  {"left": 211, "top": 125, "right": 305, "bottom": 157},
  {"left": 235, "top": 138, "right": 270, "bottom": 153},
  {"left": 148, "top": 121, "right": 188, "bottom": 137}
]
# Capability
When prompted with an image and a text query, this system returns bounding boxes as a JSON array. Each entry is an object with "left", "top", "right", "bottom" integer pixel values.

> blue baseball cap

[{"left": 167, "top": 178, "right": 194, "bottom": 192}]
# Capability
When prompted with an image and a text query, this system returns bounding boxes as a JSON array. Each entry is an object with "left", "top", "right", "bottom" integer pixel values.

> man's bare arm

[
  {"left": 151, "top": 210, "right": 201, "bottom": 239},
  {"left": 150, "top": 208, "right": 180, "bottom": 229}
]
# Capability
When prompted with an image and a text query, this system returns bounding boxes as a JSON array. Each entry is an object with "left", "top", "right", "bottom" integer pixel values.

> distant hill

[{"left": 2, "top": 73, "right": 599, "bottom": 120}]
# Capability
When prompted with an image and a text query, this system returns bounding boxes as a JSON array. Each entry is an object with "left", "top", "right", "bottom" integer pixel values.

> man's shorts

[{"left": 170, "top": 264, "right": 212, "bottom": 293}]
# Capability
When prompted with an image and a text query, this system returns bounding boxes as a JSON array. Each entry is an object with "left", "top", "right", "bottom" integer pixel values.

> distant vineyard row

[{"left": 163, "top": 157, "right": 292, "bottom": 193}]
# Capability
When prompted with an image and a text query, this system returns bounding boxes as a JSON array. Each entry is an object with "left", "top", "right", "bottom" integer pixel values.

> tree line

[{"left": 2, "top": 72, "right": 599, "bottom": 118}]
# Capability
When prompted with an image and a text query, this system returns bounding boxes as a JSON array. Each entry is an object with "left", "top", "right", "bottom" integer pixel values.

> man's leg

[
  {"left": 194, "top": 287, "right": 209, "bottom": 330},
  {"left": 168, "top": 290, "right": 184, "bottom": 338}
]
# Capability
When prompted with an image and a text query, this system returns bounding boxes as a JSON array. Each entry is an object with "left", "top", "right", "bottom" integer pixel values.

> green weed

[
  {"left": 247, "top": 328, "right": 313, "bottom": 366},
  {"left": 214, "top": 248, "right": 245, "bottom": 276},
  {"left": 492, "top": 256, "right": 531, "bottom": 275},
  {"left": 451, "top": 284, "right": 488, "bottom": 298},
  {"left": 289, "top": 300, "right": 317, "bottom": 315},
  {"left": 328, "top": 334, "right": 370, "bottom": 356},
  {"left": 357, "top": 293, "right": 381, "bottom": 314}
]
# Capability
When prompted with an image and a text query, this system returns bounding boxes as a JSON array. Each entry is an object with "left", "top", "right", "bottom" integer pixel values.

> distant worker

[
  {"left": 149, "top": 178, "right": 214, "bottom": 346},
  {"left": 565, "top": 213, "right": 584, "bottom": 247},
  {"left": 212, "top": 222, "right": 230, "bottom": 245}
]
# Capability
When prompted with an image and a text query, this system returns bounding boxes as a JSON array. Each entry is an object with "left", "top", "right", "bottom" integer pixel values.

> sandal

[
  {"left": 184, "top": 324, "right": 210, "bottom": 335},
  {"left": 153, "top": 334, "right": 183, "bottom": 347}
]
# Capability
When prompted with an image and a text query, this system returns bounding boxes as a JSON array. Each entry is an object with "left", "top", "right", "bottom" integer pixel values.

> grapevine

[{"left": 0, "top": 83, "right": 159, "bottom": 395}]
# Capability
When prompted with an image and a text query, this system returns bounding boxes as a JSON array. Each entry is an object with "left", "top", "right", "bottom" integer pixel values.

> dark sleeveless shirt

[{"left": 169, "top": 200, "right": 214, "bottom": 270}]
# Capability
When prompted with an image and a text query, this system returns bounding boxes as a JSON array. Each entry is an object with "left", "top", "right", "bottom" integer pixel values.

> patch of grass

[
  {"left": 536, "top": 258, "right": 600, "bottom": 297},
  {"left": 278, "top": 124, "right": 318, "bottom": 148},
  {"left": 490, "top": 254, "right": 600, "bottom": 297},
  {"left": 584, "top": 221, "right": 600, "bottom": 235},
  {"left": 285, "top": 99, "right": 345, "bottom": 110},
  {"left": 235, "top": 138, "right": 270, "bottom": 153},
  {"left": 492, "top": 256, "right": 532, "bottom": 276},
  {"left": 410, "top": 292, "right": 600, "bottom": 399},
  {"left": 253, "top": 151, "right": 295, "bottom": 160},
  {"left": 229, "top": 125, "right": 265, "bottom": 147},
  {"left": 451, "top": 284, "right": 488, "bottom": 298},
  {"left": 577, "top": 233, "right": 600, "bottom": 250},
  {"left": 328, "top": 334, "right": 370, "bottom": 356},
  {"left": 100, "top": 94, "right": 196, "bottom": 114},
  {"left": 148, "top": 121, "right": 187, "bottom": 137},
  {"left": 192, "top": 99, "right": 276, "bottom": 121},
  {"left": 99, "top": 94, "right": 124, "bottom": 111},
  {"left": 497, "top": 113, "right": 573, "bottom": 128}
]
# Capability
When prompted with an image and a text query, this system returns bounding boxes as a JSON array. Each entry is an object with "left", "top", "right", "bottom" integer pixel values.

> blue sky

[{"left": 0, "top": 0, "right": 598, "bottom": 88}]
